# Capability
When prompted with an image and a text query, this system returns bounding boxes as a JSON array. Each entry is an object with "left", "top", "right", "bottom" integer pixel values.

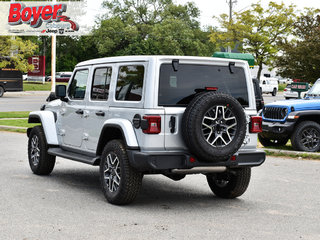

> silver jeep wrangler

[{"left": 27, "top": 56, "right": 265, "bottom": 205}]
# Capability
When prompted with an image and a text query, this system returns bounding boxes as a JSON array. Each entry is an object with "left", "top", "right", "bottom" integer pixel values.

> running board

[{"left": 48, "top": 148, "right": 100, "bottom": 165}]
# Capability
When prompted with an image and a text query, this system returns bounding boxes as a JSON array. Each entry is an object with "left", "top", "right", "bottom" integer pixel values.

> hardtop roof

[{"left": 76, "top": 55, "right": 248, "bottom": 67}]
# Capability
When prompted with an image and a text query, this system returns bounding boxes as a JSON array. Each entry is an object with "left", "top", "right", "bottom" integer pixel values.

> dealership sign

[{"left": 0, "top": 1, "right": 90, "bottom": 36}]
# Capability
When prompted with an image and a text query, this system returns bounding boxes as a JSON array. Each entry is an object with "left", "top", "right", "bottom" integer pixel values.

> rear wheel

[
  {"left": 272, "top": 88, "right": 277, "bottom": 96},
  {"left": 28, "top": 126, "right": 56, "bottom": 175},
  {"left": 207, "top": 168, "right": 251, "bottom": 198},
  {"left": 0, "top": 86, "right": 4, "bottom": 97},
  {"left": 100, "top": 140, "right": 142, "bottom": 205},
  {"left": 291, "top": 121, "right": 320, "bottom": 152},
  {"left": 258, "top": 134, "right": 289, "bottom": 147}
]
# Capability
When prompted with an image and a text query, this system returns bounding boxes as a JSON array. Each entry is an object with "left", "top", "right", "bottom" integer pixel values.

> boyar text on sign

[{"left": 8, "top": 3, "right": 79, "bottom": 31}]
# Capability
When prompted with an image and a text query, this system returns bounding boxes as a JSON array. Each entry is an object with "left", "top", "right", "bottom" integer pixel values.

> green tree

[
  {"left": 276, "top": 9, "right": 320, "bottom": 83},
  {"left": 0, "top": 36, "right": 37, "bottom": 72},
  {"left": 210, "top": 2, "right": 296, "bottom": 80},
  {"left": 93, "top": 0, "right": 216, "bottom": 57}
]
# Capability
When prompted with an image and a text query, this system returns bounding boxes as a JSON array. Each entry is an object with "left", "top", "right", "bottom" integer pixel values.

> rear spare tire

[{"left": 182, "top": 92, "right": 247, "bottom": 162}]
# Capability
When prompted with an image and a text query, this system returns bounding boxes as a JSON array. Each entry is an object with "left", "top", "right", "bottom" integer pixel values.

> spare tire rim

[
  {"left": 202, "top": 105, "right": 237, "bottom": 147},
  {"left": 30, "top": 135, "right": 40, "bottom": 166},
  {"left": 104, "top": 153, "right": 121, "bottom": 193}
]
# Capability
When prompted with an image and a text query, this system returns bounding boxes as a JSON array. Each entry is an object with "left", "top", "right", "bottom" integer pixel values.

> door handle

[
  {"left": 95, "top": 111, "right": 105, "bottom": 117},
  {"left": 75, "top": 109, "right": 84, "bottom": 115}
]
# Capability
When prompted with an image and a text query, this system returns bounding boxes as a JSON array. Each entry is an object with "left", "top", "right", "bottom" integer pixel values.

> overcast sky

[{"left": 87, "top": 0, "right": 320, "bottom": 28}]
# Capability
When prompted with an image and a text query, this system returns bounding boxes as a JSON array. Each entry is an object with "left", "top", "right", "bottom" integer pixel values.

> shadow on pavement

[{"left": 45, "top": 167, "right": 248, "bottom": 209}]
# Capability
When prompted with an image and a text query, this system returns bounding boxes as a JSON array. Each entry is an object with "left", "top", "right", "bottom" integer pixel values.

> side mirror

[{"left": 55, "top": 85, "right": 68, "bottom": 102}]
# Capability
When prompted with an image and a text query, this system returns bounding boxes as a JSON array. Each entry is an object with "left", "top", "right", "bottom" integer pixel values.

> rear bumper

[{"left": 127, "top": 150, "right": 266, "bottom": 172}]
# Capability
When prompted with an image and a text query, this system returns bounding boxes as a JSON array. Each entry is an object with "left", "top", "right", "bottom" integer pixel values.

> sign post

[{"left": 51, "top": 35, "right": 56, "bottom": 92}]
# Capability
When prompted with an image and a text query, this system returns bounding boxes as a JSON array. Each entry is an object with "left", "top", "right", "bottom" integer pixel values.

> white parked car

[
  {"left": 260, "top": 77, "right": 278, "bottom": 96},
  {"left": 283, "top": 84, "right": 298, "bottom": 99}
]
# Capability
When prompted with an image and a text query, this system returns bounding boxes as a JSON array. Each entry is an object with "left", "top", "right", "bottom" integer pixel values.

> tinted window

[
  {"left": 91, "top": 67, "right": 112, "bottom": 101},
  {"left": 0, "top": 69, "right": 22, "bottom": 79},
  {"left": 116, "top": 65, "right": 144, "bottom": 101},
  {"left": 68, "top": 69, "right": 88, "bottom": 100},
  {"left": 158, "top": 64, "right": 249, "bottom": 106}
]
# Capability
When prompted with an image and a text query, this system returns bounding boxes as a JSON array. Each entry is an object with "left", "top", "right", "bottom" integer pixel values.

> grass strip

[
  {"left": 0, "top": 111, "right": 30, "bottom": 119},
  {"left": 23, "top": 82, "right": 67, "bottom": 91},
  {"left": 264, "top": 150, "right": 320, "bottom": 160},
  {"left": 278, "top": 83, "right": 286, "bottom": 92},
  {"left": 0, "top": 119, "right": 39, "bottom": 128}
]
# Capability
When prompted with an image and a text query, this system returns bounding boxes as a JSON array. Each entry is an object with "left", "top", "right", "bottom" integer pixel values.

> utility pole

[{"left": 227, "top": 0, "right": 237, "bottom": 52}]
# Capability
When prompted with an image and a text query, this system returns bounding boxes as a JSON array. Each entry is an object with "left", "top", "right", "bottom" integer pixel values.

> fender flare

[
  {"left": 28, "top": 111, "right": 58, "bottom": 145},
  {"left": 97, "top": 118, "right": 139, "bottom": 152}
]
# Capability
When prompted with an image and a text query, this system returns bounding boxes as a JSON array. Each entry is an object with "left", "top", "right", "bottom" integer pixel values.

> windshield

[
  {"left": 158, "top": 63, "right": 249, "bottom": 106},
  {"left": 307, "top": 80, "right": 320, "bottom": 95}
]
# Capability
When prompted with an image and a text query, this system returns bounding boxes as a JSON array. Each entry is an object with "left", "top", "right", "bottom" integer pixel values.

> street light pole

[{"left": 227, "top": 0, "right": 237, "bottom": 52}]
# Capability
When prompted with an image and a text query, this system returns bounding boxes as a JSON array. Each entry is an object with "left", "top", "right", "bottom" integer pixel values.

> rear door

[{"left": 84, "top": 65, "right": 113, "bottom": 152}]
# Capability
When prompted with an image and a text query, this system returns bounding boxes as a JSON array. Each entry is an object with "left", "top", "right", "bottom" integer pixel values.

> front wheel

[
  {"left": 291, "top": 121, "right": 320, "bottom": 152},
  {"left": 28, "top": 126, "right": 56, "bottom": 175},
  {"left": 100, "top": 140, "right": 142, "bottom": 205},
  {"left": 206, "top": 168, "right": 251, "bottom": 198},
  {"left": 0, "top": 86, "right": 4, "bottom": 97},
  {"left": 272, "top": 88, "right": 277, "bottom": 96}
]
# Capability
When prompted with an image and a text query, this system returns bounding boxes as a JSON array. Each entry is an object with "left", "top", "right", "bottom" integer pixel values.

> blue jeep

[{"left": 259, "top": 79, "right": 320, "bottom": 152}]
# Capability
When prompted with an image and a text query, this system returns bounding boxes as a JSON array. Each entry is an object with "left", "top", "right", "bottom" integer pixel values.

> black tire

[
  {"left": 258, "top": 134, "right": 289, "bottom": 147},
  {"left": 28, "top": 126, "right": 56, "bottom": 175},
  {"left": 207, "top": 167, "right": 251, "bottom": 199},
  {"left": 0, "top": 86, "right": 4, "bottom": 97},
  {"left": 285, "top": 97, "right": 290, "bottom": 100},
  {"left": 291, "top": 121, "right": 320, "bottom": 152},
  {"left": 182, "top": 92, "right": 247, "bottom": 162},
  {"left": 100, "top": 140, "right": 142, "bottom": 205},
  {"left": 272, "top": 88, "right": 277, "bottom": 96}
]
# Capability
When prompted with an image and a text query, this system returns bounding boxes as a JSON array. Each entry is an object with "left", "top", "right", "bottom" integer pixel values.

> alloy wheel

[
  {"left": 103, "top": 153, "right": 121, "bottom": 193},
  {"left": 30, "top": 135, "right": 40, "bottom": 166},
  {"left": 202, "top": 105, "right": 237, "bottom": 147}
]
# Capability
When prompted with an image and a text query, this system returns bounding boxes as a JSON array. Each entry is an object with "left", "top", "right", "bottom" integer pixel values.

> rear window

[{"left": 158, "top": 64, "right": 249, "bottom": 106}]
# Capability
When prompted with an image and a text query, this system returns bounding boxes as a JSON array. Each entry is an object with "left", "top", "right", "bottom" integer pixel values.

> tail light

[
  {"left": 142, "top": 116, "right": 161, "bottom": 134},
  {"left": 284, "top": 88, "right": 287, "bottom": 92},
  {"left": 250, "top": 116, "right": 262, "bottom": 133}
]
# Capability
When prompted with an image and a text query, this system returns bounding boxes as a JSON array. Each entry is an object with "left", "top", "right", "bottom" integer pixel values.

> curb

[
  {"left": 0, "top": 125, "right": 27, "bottom": 130},
  {"left": 262, "top": 147, "right": 320, "bottom": 158},
  {"left": 4, "top": 91, "right": 51, "bottom": 96}
]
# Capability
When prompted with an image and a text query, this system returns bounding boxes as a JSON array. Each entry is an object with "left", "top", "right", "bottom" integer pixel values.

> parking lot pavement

[
  {"left": 0, "top": 92, "right": 49, "bottom": 112},
  {"left": 0, "top": 131, "right": 319, "bottom": 240},
  {"left": 263, "top": 92, "right": 284, "bottom": 104}
]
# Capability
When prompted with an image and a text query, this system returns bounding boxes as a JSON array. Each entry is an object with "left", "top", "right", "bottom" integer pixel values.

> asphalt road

[
  {"left": 0, "top": 91, "right": 284, "bottom": 112},
  {"left": 0, "top": 92, "right": 50, "bottom": 112},
  {"left": 263, "top": 92, "right": 284, "bottom": 104},
  {"left": 0, "top": 131, "right": 319, "bottom": 240}
]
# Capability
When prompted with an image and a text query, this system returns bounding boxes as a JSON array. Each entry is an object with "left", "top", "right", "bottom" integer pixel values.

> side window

[
  {"left": 116, "top": 65, "right": 144, "bottom": 101},
  {"left": 91, "top": 67, "right": 112, "bottom": 101},
  {"left": 68, "top": 69, "right": 89, "bottom": 100}
]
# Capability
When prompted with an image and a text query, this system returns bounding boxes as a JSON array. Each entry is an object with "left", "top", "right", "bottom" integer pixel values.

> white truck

[{"left": 260, "top": 77, "right": 278, "bottom": 96}]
